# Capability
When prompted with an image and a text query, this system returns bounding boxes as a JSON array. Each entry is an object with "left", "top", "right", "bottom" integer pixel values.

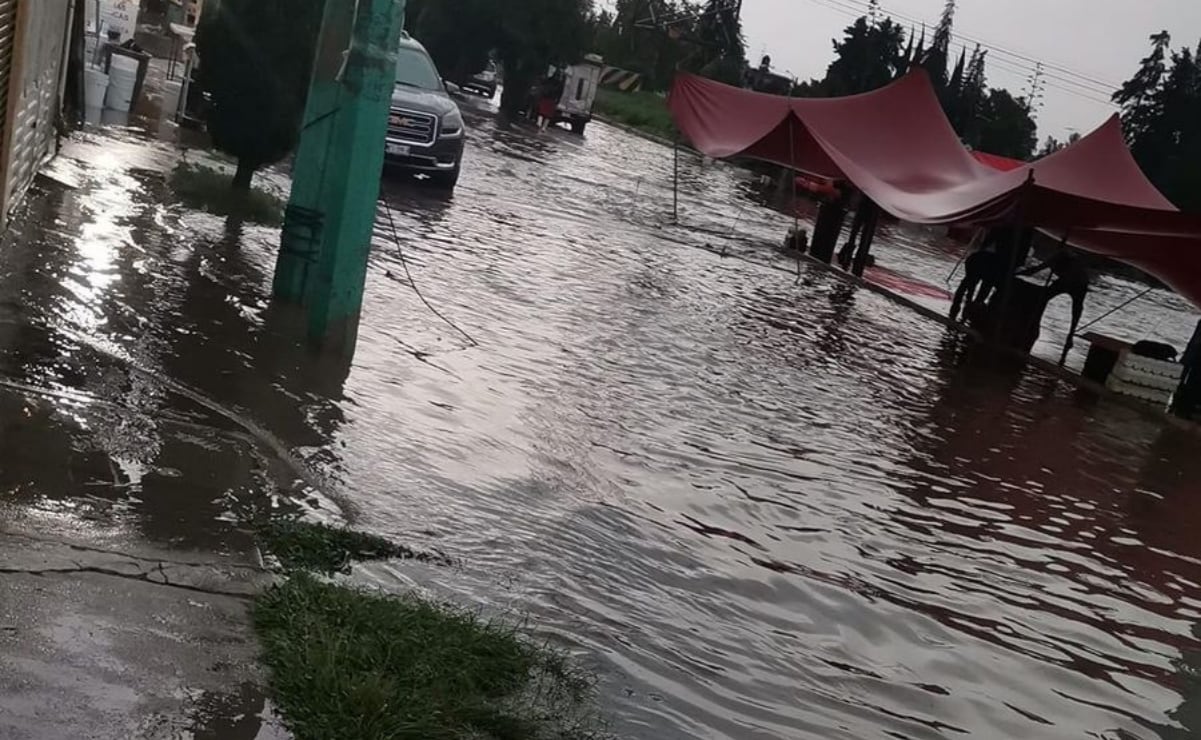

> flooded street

[{"left": 6, "top": 94, "right": 1201, "bottom": 739}]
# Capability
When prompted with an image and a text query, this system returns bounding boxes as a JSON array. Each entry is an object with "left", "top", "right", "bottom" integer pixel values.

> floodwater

[{"left": 6, "top": 89, "right": 1201, "bottom": 740}]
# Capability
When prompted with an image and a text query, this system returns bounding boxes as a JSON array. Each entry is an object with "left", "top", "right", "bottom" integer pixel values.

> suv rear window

[{"left": 396, "top": 46, "right": 442, "bottom": 91}]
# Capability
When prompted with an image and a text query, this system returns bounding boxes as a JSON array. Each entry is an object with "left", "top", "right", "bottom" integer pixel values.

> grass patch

[
  {"left": 254, "top": 573, "right": 605, "bottom": 740},
  {"left": 259, "top": 519, "right": 449, "bottom": 574},
  {"left": 593, "top": 88, "right": 677, "bottom": 140},
  {"left": 169, "top": 163, "right": 284, "bottom": 225}
]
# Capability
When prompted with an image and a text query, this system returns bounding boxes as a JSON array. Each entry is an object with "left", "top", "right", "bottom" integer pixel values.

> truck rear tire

[{"left": 571, "top": 120, "right": 587, "bottom": 135}]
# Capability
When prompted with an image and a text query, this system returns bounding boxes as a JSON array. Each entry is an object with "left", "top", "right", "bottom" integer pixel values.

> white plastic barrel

[
  {"left": 110, "top": 55, "right": 139, "bottom": 75},
  {"left": 84, "top": 66, "right": 108, "bottom": 109},
  {"left": 105, "top": 55, "right": 140, "bottom": 112}
]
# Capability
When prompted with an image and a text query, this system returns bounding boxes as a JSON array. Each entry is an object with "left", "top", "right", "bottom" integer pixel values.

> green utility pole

[{"left": 275, "top": 0, "right": 405, "bottom": 353}]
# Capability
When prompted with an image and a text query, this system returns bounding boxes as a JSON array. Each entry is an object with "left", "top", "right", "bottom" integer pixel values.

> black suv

[{"left": 383, "top": 34, "right": 465, "bottom": 190}]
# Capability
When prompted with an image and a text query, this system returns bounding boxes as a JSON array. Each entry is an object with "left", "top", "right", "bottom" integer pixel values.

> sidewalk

[
  {"left": 0, "top": 61, "right": 312, "bottom": 740},
  {"left": 0, "top": 530, "right": 280, "bottom": 740}
]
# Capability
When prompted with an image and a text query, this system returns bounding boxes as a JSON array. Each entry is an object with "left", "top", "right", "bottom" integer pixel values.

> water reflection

[
  {"left": 5, "top": 93, "right": 1201, "bottom": 740},
  {"left": 185, "top": 684, "right": 288, "bottom": 740}
]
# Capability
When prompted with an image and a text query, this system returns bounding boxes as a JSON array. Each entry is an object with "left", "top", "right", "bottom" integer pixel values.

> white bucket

[
  {"left": 84, "top": 66, "right": 108, "bottom": 109},
  {"left": 105, "top": 77, "right": 135, "bottom": 112},
  {"left": 110, "top": 55, "right": 139, "bottom": 75}
]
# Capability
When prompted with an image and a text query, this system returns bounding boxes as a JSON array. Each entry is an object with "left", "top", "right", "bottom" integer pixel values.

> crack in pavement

[
  {"left": 0, "top": 563, "right": 256, "bottom": 600},
  {"left": 0, "top": 528, "right": 264, "bottom": 571}
]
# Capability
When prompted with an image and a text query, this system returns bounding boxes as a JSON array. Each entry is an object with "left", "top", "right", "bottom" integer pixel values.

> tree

[
  {"left": 1037, "top": 135, "right": 1063, "bottom": 157},
  {"left": 411, "top": 0, "right": 492, "bottom": 83},
  {"left": 588, "top": 1, "right": 706, "bottom": 91},
  {"left": 951, "top": 44, "right": 987, "bottom": 142},
  {"left": 196, "top": 0, "right": 325, "bottom": 190},
  {"left": 899, "top": 26, "right": 915, "bottom": 73},
  {"left": 1114, "top": 32, "right": 1201, "bottom": 212},
  {"left": 412, "top": 0, "right": 592, "bottom": 120},
  {"left": 918, "top": 0, "right": 955, "bottom": 91},
  {"left": 1114, "top": 31, "right": 1171, "bottom": 147},
  {"left": 693, "top": 0, "right": 746, "bottom": 84},
  {"left": 1035, "top": 131, "right": 1080, "bottom": 158},
  {"left": 1148, "top": 45, "right": 1201, "bottom": 211},
  {"left": 494, "top": 0, "right": 593, "bottom": 118},
  {"left": 821, "top": 16, "right": 907, "bottom": 96},
  {"left": 976, "top": 88, "right": 1038, "bottom": 160}
]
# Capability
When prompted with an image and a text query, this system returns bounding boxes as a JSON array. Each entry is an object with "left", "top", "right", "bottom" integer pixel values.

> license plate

[{"left": 386, "top": 143, "right": 410, "bottom": 156}]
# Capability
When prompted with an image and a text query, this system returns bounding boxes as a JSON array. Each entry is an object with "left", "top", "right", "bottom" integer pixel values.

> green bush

[{"left": 593, "top": 88, "right": 677, "bottom": 140}]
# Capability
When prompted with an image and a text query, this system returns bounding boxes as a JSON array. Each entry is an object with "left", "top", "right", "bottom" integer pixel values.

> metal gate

[
  {"left": 0, "top": 0, "right": 18, "bottom": 178},
  {"left": 3, "top": 0, "right": 70, "bottom": 221}
]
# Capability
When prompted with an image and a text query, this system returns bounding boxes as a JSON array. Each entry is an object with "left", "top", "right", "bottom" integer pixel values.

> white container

[
  {"left": 1106, "top": 349, "right": 1183, "bottom": 408},
  {"left": 158, "top": 79, "right": 182, "bottom": 119},
  {"left": 105, "top": 76, "right": 135, "bottom": 112},
  {"left": 84, "top": 66, "right": 108, "bottom": 109},
  {"left": 105, "top": 54, "right": 140, "bottom": 111},
  {"left": 110, "top": 54, "right": 139, "bottom": 75}
]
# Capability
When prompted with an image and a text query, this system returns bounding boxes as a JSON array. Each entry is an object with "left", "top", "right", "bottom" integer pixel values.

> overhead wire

[
  {"left": 816, "top": 0, "right": 1122, "bottom": 91},
  {"left": 801, "top": 0, "right": 1121, "bottom": 109}
]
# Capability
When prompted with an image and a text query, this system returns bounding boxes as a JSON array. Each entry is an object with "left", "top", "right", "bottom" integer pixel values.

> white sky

[{"left": 602, "top": 0, "right": 1201, "bottom": 141}]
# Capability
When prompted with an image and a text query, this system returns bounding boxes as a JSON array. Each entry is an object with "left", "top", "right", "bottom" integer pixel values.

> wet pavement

[{"left": 2, "top": 85, "right": 1200, "bottom": 739}]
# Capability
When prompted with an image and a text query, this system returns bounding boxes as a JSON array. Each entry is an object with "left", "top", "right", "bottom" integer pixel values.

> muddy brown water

[{"left": 6, "top": 95, "right": 1201, "bottom": 739}]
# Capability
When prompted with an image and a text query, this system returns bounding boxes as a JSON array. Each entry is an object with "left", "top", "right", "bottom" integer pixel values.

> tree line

[
  {"left": 408, "top": 0, "right": 748, "bottom": 112},
  {"left": 1114, "top": 32, "right": 1201, "bottom": 213},
  {"left": 589, "top": 0, "right": 1040, "bottom": 161},
  {"left": 407, "top": 0, "right": 593, "bottom": 119},
  {"left": 194, "top": 0, "right": 1200, "bottom": 213}
]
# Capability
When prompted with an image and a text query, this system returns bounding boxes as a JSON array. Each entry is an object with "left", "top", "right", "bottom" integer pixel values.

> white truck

[{"left": 554, "top": 54, "right": 604, "bottom": 135}]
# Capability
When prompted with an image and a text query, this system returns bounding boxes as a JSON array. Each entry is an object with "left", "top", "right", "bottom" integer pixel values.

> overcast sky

[{"left": 605, "top": 0, "right": 1201, "bottom": 142}]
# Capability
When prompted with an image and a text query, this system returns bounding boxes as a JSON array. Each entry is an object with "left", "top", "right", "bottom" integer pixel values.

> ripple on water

[{"left": 17, "top": 108, "right": 1201, "bottom": 739}]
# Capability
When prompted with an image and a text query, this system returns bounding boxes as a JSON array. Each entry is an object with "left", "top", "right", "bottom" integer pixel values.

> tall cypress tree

[
  {"left": 1113, "top": 32, "right": 1201, "bottom": 212},
  {"left": 196, "top": 0, "right": 325, "bottom": 190},
  {"left": 926, "top": 0, "right": 955, "bottom": 89},
  {"left": 1114, "top": 31, "right": 1171, "bottom": 147},
  {"left": 899, "top": 26, "right": 914, "bottom": 75},
  {"left": 912, "top": 25, "right": 925, "bottom": 70}
]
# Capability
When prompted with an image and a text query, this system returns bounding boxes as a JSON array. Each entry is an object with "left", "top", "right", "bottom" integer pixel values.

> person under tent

[
  {"left": 1019, "top": 249, "right": 1091, "bottom": 363},
  {"left": 1173, "top": 320, "right": 1201, "bottom": 420},
  {"left": 949, "top": 227, "right": 1008, "bottom": 323}
]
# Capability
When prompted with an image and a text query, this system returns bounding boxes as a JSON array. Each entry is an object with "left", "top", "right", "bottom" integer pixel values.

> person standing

[
  {"left": 1173, "top": 319, "right": 1201, "bottom": 420},
  {"left": 536, "top": 69, "right": 564, "bottom": 133},
  {"left": 949, "top": 227, "right": 1008, "bottom": 323},
  {"left": 1020, "top": 250, "right": 1090, "bottom": 364}
]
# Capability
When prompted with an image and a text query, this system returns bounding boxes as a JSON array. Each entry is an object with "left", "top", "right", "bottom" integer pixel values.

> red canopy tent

[
  {"left": 972, "top": 151, "right": 1025, "bottom": 172},
  {"left": 668, "top": 70, "right": 1201, "bottom": 307}
]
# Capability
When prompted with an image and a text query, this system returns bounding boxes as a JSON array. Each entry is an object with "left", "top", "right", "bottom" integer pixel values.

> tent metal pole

[
  {"left": 992, "top": 172, "right": 1036, "bottom": 350},
  {"left": 790, "top": 116, "right": 799, "bottom": 235},
  {"left": 672, "top": 137, "right": 680, "bottom": 224},
  {"left": 789, "top": 115, "right": 801, "bottom": 279}
]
